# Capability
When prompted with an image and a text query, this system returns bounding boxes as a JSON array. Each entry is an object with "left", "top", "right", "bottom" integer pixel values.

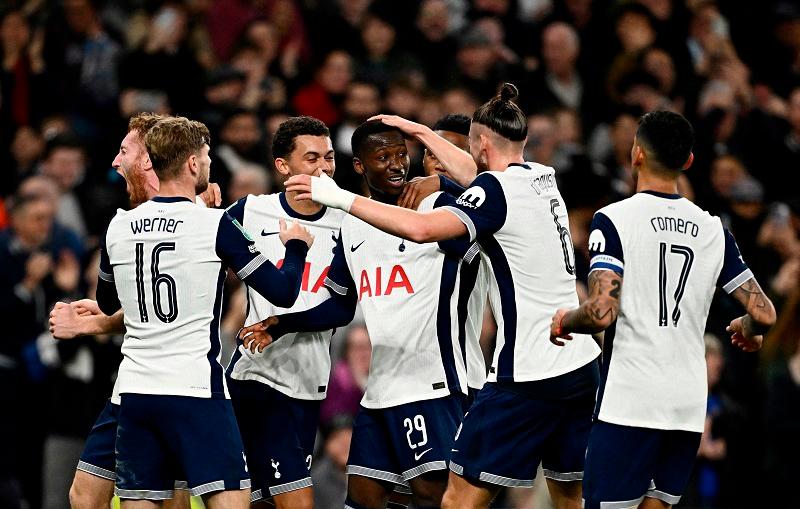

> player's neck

[
  {"left": 635, "top": 169, "right": 679, "bottom": 196},
  {"left": 489, "top": 152, "right": 525, "bottom": 172},
  {"left": 369, "top": 188, "right": 399, "bottom": 205},
  {"left": 285, "top": 190, "right": 323, "bottom": 215},
  {"left": 156, "top": 179, "right": 196, "bottom": 201}
]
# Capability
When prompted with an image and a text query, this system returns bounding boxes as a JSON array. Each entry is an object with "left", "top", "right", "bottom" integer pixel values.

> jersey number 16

[{"left": 134, "top": 242, "right": 179, "bottom": 323}]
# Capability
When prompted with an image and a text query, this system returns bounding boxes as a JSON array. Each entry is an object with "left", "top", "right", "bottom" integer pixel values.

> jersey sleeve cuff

[
  {"left": 323, "top": 277, "right": 348, "bottom": 296},
  {"left": 236, "top": 253, "right": 268, "bottom": 280},
  {"left": 722, "top": 269, "right": 753, "bottom": 294},
  {"left": 440, "top": 206, "right": 477, "bottom": 242},
  {"left": 589, "top": 255, "right": 624, "bottom": 275},
  {"left": 464, "top": 243, "right": 480, "bottom": 264},
  {"left": 98, "top": 269, "right": 114, "bottom": 282}
]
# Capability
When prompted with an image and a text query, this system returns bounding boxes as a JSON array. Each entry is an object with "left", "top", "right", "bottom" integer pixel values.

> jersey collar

[
  {"left": 640, "top": 190, "right": 682, "bottom": 200},
  {"left": 151, "top": 196, "right": 194, "bottom": 203},
  {"left": 280, "top": 192, "right": 327, "bottom": 221}
]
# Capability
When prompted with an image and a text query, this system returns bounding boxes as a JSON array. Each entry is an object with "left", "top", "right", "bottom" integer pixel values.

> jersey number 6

[
  {"left": 134, "top": 242, "right": 179, "bottom": 323},
  {"left": 549, "top": 199, "right": 576, "bottom": 275}
]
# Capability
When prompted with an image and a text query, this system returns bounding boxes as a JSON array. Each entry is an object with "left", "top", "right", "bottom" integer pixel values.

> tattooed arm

[
  {"left": 725, "top": 278, "right": 776, "bottom": 352},
  {"left": 550, "top": 270, "right": 622, "bottom": 346}
]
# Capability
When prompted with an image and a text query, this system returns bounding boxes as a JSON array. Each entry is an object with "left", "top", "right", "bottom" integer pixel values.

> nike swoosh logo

[
  {"left": 261, "top": 230, "right": 279, "bottom": 236},
  {"left": 350, "top": 241, "right": 365, "bottom": 252},
  {"left": 414, "top": 448, "right": 432, "bottom": 461}
]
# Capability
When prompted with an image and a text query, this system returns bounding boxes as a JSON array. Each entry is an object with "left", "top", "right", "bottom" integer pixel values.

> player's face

[
  {"left": 278, "top": 135, "right": 335, "bottom": 179},
  {"left": 355, "top": 131, "right": 409, "bottom": 198},
  {"left": 194, "top": 144, "right": 211, "bottom": 195},
  {"left": 423, "top": 130, "right": 469, "bottom": 179},
  {"left": 112, "top": 130, "right": 153, "bottom": 207}
]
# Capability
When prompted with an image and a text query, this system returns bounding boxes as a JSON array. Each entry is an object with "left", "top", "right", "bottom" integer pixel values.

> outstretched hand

[{"left": 238, "top": 316, "right": 280, "bottom": 353}]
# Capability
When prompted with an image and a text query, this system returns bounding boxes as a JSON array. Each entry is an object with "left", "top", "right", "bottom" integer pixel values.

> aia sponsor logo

[{"left": 358, "top": 265, "right": 414, "bottom": 300}]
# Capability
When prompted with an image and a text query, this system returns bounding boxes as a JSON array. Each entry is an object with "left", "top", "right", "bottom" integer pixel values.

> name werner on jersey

[{"left": 130, "top": 217, "right": 184, "bottom": 234}]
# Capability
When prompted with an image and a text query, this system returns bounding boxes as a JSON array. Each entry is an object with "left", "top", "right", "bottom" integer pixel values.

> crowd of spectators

[{"left": 1, "top": 0, "right": 799, "bottom": 507}]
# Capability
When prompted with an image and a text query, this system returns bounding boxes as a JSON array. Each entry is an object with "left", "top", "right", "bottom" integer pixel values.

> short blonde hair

[
  {"left": 144, "top": 117, "right": 210, "bottom": 181},
  {"left": 128, "top": 112, "right": 168, "bottom": 138}
]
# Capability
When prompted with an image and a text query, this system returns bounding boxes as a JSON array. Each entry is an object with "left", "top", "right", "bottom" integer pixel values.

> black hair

[
  {"left": 636, "top": 110, "right": 694, "bottom": 172},
  {"left": 44, "top": 133, "right": 84, "bottom": 160},
  {"left": 471, "top": 83, "right": 527, "bottom": 142},
  {"left": 433, "top": 114, "right": 471, "bottom": 136},
  {"left": 271, "top": 116, "right": 330, "bottom": 159},
  {"left": 351, "top": 120, "right": 403, "bottom": 159}
]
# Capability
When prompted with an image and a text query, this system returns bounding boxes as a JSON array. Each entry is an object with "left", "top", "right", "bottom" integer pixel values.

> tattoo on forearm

[
  {"left": 731, "top": 278, "right": 774, "bottom": 336},
  {"left": 563, "top": 271, "right": 622, "bottom": 334}
]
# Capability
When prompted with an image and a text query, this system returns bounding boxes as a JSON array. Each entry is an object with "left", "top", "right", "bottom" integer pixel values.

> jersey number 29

[{"left": 134, "top": 242, "right": 179, "bottom": 323}]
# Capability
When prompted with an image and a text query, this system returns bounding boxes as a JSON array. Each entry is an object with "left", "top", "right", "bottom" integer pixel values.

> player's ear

[
  {"left": 142, "top": 155, "right": 152, "bottom": 171},
  {"left": 274, "top": 157, "right": 291, "bottom": 177},
  {"left": 353, "top": 157, "right": 365, "bottom": 176},
  {"left": 187, "top": 153, "right": 198, "bottom": 176},
  {"left": 682, "top": 152, "right": 694, "bottom": 171},
  {"left": 631, "top": 145, "right": 645, "bottom": 167}
]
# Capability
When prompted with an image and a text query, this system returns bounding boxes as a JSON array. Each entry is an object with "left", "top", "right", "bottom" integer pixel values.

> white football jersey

[
  {"left": 588, "top": 191, "right": 752, "bottom": 432},
  {"left": 100, "top": 196, "right": 295, "bottom": 399},
  {"left": 464, "top": 259, "right": 489, "bottom": 390},
  {"left": 323, "top": 193, "right": 471, "bottom": 409},
  {"left": 226, "top": 193, "right": 346, "bottom": 400},
  {"left": 441, "top": 163, "right": 601, "bottom": 383}
]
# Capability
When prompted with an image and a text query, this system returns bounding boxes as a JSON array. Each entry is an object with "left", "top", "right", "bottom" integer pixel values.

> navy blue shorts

[
  {"left": 347, "top": 395, "right": 465, "bottom": 487},
  {"left": 115, "top": 394, "right": 249, "bottom": 500},
  {"left": 228, "top": 378, "right": 320, "bottom": 502},
  {"left": 449, "top": 382, "right": 595, "bottom": 488},
  {"left": 583, "top": 421, "right": 702, "bottom": 508},
  {"left": 77, "top": 400, "right": 118, "bottom": 481}
]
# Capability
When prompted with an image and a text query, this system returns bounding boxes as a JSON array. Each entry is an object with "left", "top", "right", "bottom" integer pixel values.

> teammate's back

[
  {"left": 464, "top": 162, "right": 599, "bottom": 382},
  {"left": 105, "top": 199, "right": 236, "bottom": 398},
  {"left": 594, "top": 191, "right": 741, "bottom": 430}
]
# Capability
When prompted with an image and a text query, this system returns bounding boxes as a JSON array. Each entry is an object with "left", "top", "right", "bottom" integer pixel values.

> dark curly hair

[{"left": 272, "top": 116, "right": 331, "bottom": 159}]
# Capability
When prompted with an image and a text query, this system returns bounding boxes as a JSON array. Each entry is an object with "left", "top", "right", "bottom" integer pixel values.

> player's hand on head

[
  {"left": 238, "top": 316, "right": 279, "bottom": 353},
  {"left": 398, "top": 176, "right": 440, "bottom": 210},
  {"left": 550, "top": 309, "right": 573, "bottom": 346},
  {"left": 727, "top": 316, "right": 763, "bottom": 352},
  {"left": 49, "top": 301, "right": 81, "bottom": 340},
  {"left": 199, "top": 182, "right": 222, "bottom": 208},
  {"left": 367, "top": 114, "right": 423, "bottom": 137},
  {"left": 279, "top": 218, "right": 314, "bottom": 248}
]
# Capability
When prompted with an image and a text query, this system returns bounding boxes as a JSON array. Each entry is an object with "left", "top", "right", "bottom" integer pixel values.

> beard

[
  {"left": 195, "top": 167, "right": 209, "bottom": 195},
  {"left": 126, "top": 163, "right": 151, "bottom": 207}
]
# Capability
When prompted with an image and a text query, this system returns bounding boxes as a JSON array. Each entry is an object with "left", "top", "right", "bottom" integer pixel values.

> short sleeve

[
  {"left": 324, "top": 230, "right": 355, "bottom": 296},
  {"left": 717, "top": 228, "right": 753, "bottom": 293},
  {"left": 215, "top": 212, "right": 268, "bottom": 279},
  {"left": 225, "top": 197, "right": 247, "bottom": 223},
  {"left": 433, "top": 193, "right": 480, "bottom": 262},
  {"left": 439, "top": 173, "right": 507, "bottom": 242},
  {"left": 98, "top": 230, "right": 114, "bottom": 283},
  {"left": 439, "top": 175, "right": 466, "bottom": 197},
  {"left": 588, "top": 212, "right": 624, "bottom": 275}
]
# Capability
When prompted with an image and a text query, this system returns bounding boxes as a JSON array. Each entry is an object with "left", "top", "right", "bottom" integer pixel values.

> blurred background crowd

[{"left": 0, "top": 0, "right": 799, "bottom": 507}]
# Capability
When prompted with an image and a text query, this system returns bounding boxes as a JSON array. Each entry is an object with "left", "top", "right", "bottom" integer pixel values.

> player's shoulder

[
  {"left": 241, "top": 192, "right": 280, "bottom": 213},
  {"left": 417, "top": 191, "right": 444, "bottom": 212}
]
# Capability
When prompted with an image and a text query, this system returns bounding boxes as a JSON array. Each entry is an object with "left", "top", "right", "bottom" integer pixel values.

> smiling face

[
  {"left": 276, "top": 134, "right": 335, "bottom": 179},
  {"left": 354, "top": 130, "right": 409, "bottom": 198}
]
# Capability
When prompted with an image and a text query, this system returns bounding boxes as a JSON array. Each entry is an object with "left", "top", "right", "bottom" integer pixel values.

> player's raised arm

[
  {"left": 216, "top": 212, "right": 313, "bottom": 308},
  {"left": 369, "top": 114, "right": 478, "bottom": 187},
  {"left": 286, "top": 172, "right": 467, "bottom": 243}
]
